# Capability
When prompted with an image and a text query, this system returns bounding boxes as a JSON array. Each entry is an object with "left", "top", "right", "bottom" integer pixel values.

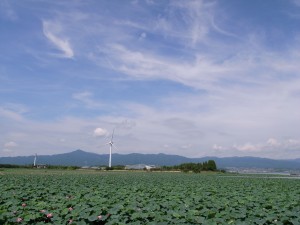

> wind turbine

[
  {"left": 33, "top": 153, "right": 37, "bottom": 167},
  {"left": 107, "top": 129, "right": 117, "bottom": 168}
]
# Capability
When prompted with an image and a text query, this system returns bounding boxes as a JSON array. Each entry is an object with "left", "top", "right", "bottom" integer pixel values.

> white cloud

[
  {"left": 43, "top": 20, "right": 74, "bottom": 58},
  {"left": 287, "top": 139, "right": 300, "bottom": 145},
  {"left": 212, "top": 144, "right": 227, "bottom": 151},
  {"left": 212, "top": 138, "right": 300, "bottom": 158},
  {"left": 181, "top": 144, "right": 192, "bottom": 149},
  {"left": 267, "top": 138, "right": 280, "bottom": 147},
  {"left": 234, "top": 143, "right": 260, "bottom": 152},
  {"left": 4, "top": 141, "right": 18, "bottom": 148},
  {"left": 93, "top": 128, "right": 108, "bottom": 137},
  {"left": 1, "top": 100, "right": 300, "bottom": 158}
]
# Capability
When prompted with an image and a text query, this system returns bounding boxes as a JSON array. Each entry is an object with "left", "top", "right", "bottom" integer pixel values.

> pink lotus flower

[
  {"left": 21, "top": 203, "right": 26, "bottom": 207},
  {"left": 16, "top": 218, "right": 23, "bottom": 223},
  {"left": 68, "top": 219, "right": 73, "bottom": 224},
  {"left": 68, "top": 207, "right": 73, "bottom": 211},
  {"left": 97, "top": 215, "right": 102, "bottom": 220},
  {"left": 47, "top": 213, "right": 53, "bottom": 218}
]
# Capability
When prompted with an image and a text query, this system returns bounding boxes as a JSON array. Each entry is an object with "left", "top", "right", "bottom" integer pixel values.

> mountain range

[{"left": 1, "top": 150, "right": 300, "bottom": 170}]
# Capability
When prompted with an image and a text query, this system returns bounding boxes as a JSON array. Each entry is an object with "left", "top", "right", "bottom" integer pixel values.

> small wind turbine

[
  {"left": 33, "top": 153, "right": 37, "bottom": 167},
  {"left": 107, "top": 129, "right": 117, "bottom": 168}
]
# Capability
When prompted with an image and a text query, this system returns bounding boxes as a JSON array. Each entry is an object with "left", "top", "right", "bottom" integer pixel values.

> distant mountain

[
  {"left": 290, "top": 158, "right": 300, "bottom": 163},
  {"left": 1, "top": 150, "right": 300, "bottom": 170},
  {"left": 211, "top": 156, "right": 300, "bottom": 170},
  {"left": 0, "top": 150, "right": 192, "bottom": 167}
]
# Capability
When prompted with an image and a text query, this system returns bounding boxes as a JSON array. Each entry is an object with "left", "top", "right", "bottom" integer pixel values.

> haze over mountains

[{"left": 1, "top": 150, "right": 300, "bottom": 170}]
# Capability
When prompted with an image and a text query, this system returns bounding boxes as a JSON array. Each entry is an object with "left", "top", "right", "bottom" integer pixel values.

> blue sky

[{"left": 1, "top": 0, "right": 300, "bottom": 159}]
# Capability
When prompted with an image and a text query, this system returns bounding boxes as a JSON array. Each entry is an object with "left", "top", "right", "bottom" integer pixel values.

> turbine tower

[
  {"left": 108, "top": 129, "right": 116, "bottom": 168},
  {"left": 33, "top": 153, "right": 37, "bottom": 167}
]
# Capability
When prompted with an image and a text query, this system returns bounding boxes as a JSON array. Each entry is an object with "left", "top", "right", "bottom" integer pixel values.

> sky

[{"left": 1, "top": 0, "right": 300, "bottom": 159}]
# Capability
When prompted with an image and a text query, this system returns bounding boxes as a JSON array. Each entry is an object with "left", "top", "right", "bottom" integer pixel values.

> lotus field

[{"left": 1, "top": 170, "right": 300, "bottom": 224}]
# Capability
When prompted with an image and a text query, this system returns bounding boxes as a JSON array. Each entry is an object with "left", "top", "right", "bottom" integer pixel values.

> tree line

[
  {"left": 161, "top": 160, "right": 217, "bottom": 173},
  {"left": 0, "top": 160, "right": 219, "bottom": 173}
]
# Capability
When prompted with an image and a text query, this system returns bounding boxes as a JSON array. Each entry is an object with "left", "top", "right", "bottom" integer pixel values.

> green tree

[{"left": 207, "top": 160, "right": 217, "bottom": 171}]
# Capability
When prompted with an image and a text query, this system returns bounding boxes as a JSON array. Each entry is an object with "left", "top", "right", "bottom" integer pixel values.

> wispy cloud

[
  {"left": 0, "top": 0, "right": 18, "bottom": 21},
  {"left": 152, "top": 0, "right": 215, "bottom": 46},
  {"left": 2, "top": 0, "right": 300, "bottom": 159},
  {"left": 2, "top": 141, "right": 18, "bottom": 156},
  {"left": 97, "top": 44, "right": 232, "bottom": 90},
  {"left": 3, "top": 103, "right": 29, "bottom": 114},
  {"left": 98, "top": 42, "right": 300, "bottom": 96},
  {"left": 43, "top": 20, "right": 74, "bottom": 58},
  {"left": 0, "top": 107, "right": 24, "bottom": 121},
  {"left": 291, "top": 0, "right": 300, "bottom": 7},
  {"left": 72, "top": 92, "right": 102, "bottom": 109}
]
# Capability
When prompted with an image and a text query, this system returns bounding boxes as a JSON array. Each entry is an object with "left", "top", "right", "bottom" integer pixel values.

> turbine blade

[
  {"left": 112, "top": 144, "right": 118, "bottom": 151},
  {"left": 111, "top": 128, "right": 115, "bottom": 141},
  {"left": 99, "top": 143, "right": 110, "bottom": 147},
  {"left": 103, "top": 134, "right": 111, "bottom": 144}
]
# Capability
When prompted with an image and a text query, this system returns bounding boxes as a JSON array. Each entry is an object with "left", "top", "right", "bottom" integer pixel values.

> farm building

[
  {"left": 36, "top": 164, "right": 47, "bottom": 169},
  {"left": 125, "top": 164, "right": 157, "bottom": 170}
]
